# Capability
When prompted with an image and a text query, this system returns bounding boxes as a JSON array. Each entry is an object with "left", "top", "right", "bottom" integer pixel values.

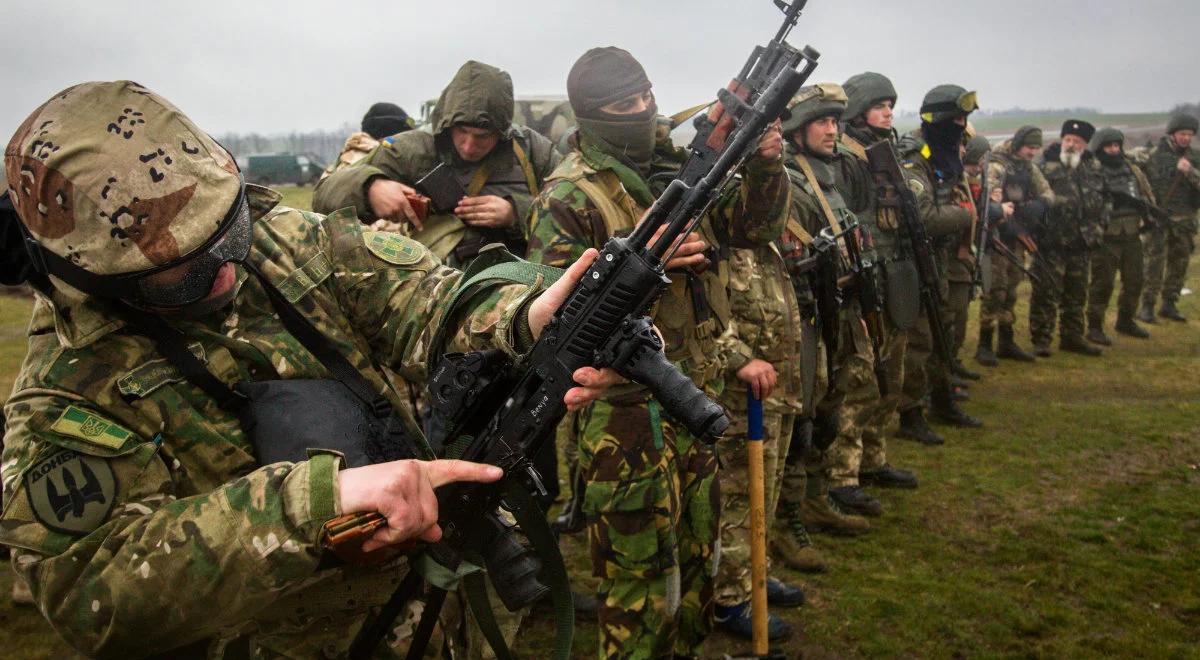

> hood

[
  {"left": 993, "top": 139, "right": 1015, "bottom": 157},
  {"left": 430, "top": 61, "right": 514, "bottom": 138}
]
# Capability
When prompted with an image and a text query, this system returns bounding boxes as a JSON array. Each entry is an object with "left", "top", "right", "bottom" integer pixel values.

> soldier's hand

[
  {"left": 1178, "top": 157, "right": 1192, "bottom": 174},
  {"left": 456, "top": 195, "right": 517, "bottom": 228},
  {"left": 648, "top": 223, "right": 708, "bottom": 271},
  {"left": 754, "top": 120, "right": 784, "bottom": 161},
  {"left": 737, "top": 358, "right": 778, "bottom": 400},
  {"left": 368, "top": 179, "right": 424, "bottom": 231},
  {"left": 1001, "top": 201, "right": 1015, "bottom": 219},
  {"left": 990, "top": 188, "right": 1003, "bottom": 204},
  {"left": 528, "top": 248, "right": 627, "bottom": 410},
  {"left": 338, "top": 459, "right": 504, "bottom": 551}
]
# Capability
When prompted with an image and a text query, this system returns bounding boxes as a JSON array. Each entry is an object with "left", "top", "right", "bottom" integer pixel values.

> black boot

[
  {"left": 1137, "top": 301, "right": 1158, "bottom": 324},
  {"left": 975, "top": 327, "right": 998, "bottom": 367},
  {"left": 1159, "top": 300, "right": 1187, "bottom": 322},
  {"left": 828, "top": 485, "right": 883, "bottom": 517},
  {"left": 951, "top": 359, "right": 982, "bottom": 381},
  {"left": 859, "top": 463, "right": 919, "bottom": 489},
  {"left": 931, "top": 385, "right": 984, "bottom": 428},
  {"left": 551, "top": 470, "right": 587, "bottom": 535},
  {"left": 1115, "top": 312, "right": 1150, "bottom": 339},
  {"left": 1060, "top": 335, "right": 1102, "bottom": 356},
  {"left": 897, "top": 407, "right": 945, "bottom": 445},
  {"left": 996, "top": 325, "right": 1037, "bottom": 362},
  {"left": 1032, "top": 341, "right": 1053, "bottom": 358},
  {"left": 1086, "top": 322, "right": 1113, "bottom": 346}
]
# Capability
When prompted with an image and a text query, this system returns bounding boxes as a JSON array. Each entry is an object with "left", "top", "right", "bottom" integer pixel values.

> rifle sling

[{"left": 793, "top": 154, "right": 844, "bottom": 235}]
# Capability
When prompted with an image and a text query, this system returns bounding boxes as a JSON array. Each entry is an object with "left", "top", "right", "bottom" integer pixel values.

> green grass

[
  {"left": 274, "top": 185, "right": 314, "bottom": 212},
  {"left": 1, "top": 256, "right": 1198, "bottom": 658}
]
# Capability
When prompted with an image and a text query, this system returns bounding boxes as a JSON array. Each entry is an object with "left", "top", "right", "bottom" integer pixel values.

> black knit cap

[
  {"left": 361, "top": 102, "right": 413, "bottom": 139},
  {"left": 567, "top": 47, "right": 652, "bottom": 119}
]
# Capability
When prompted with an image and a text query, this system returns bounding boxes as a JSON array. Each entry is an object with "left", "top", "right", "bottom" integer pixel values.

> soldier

[
  {"left": 979, "top": 125, "right": 1054, "bottom": 363},
  {"left": 960, "top": 133, "right": 993, "bottom": 374},
  {"left": 896, "top": 85, "right": 982, "bottom": 434},
  {"left": 525, "top": 47, "right": 791, "bottom": 655},
  {"left": 1031, "top": 120, "right": 1106, "bottom": 356},
  {"left": 1138, "top": 112, "right": 1200, "bottom": 323},
  {"left": 314, "top": 61, "right": 561, "bottom": 265},
  {"left": 319, "top": 102, "right": 416, "bottom": 181},
  {"left": 0, "top": 81, "right": 621, "bottom": 658},
  {"left": 1087, "top": 127, "right": 1155, "bottom": 343}
]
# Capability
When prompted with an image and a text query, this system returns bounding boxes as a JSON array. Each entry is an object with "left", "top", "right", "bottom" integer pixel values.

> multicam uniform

[
  {"left": 0, "top": 189, "right": 544, "bottom": 657},
  {"left": 1141, "top": 135, "right": 1200, "bottom": 312},
  {"left": 525, "top": 131, "right": 788, "bottom": 658},
  {"left": 319, "top": 131, "right": 380, "bottom": 181},
  {"left": 1032, "top": 145, "right": 1106, "bottom": 347}
]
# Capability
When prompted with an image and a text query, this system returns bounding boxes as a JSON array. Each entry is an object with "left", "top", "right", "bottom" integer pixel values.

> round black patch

[{"left": 24, "top": 450, "right": 117, "bottom": 536}]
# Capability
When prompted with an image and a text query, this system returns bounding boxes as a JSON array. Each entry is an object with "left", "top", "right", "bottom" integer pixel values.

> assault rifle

[
  {"left": 352, "top": 4, "right": 822, "bottom": 658},
  {"left": 864, "top": 140, "right": 956, "bottom": 369},
  {"left": 1103, "top": 188, "right": 1170, "bottom": 231},
  {"left": 841, "top": 225, "right": 889, "bottom": 397}
]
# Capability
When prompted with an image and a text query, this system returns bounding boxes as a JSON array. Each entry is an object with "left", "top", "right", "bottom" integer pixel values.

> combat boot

[
  {"left": 798, "top": 495, "right": 871, "bottom": 536},
  {"left": 951, "top": 359, "right": 982, "bottom": 381},
  {"left": 715, "top": 601, "right": 793, "bottom": 641},
  {"left": 996, "top": 325, "right": 1037, "bottom": 361},
  {"left": 1032, "top": 342, "right": 1052, "bottom": 358},
  {"left": 859, "top": 463, "right": 918, "bottom": 489},
  {"left": 1060, "top": 335, "right": 1102, "bottom": 356},
  {"left": 1137, "top": 301, "right": 1159, "bottom": 324},
  {"left": 1159, "top": 300, "right": 1187, "bottom": 322},
  {"left": 1086, "top": 323, "right": 1112, "bottom": 346},
  {"left": 897, "top": 407, "right": 945, "bottom": 445},
  {"left": 948, "top": 373, "right": 971, "bottom": 390},
  {"left": 770, "top": 503, "right": 827, "bottom": 573},
  {"left": 1115, "top": 312, "right": 1150, "bottom": 339},
  {"left": 767, "top": 577, "right": 806, "bottom": 608},
  {"left": 974, "top": 327, "right": 999, "bottom": 367},
  {"left": 930, "top": 385, "right": 984, "bottom": 428},
  {"left": 828, "top": 485, "right": 883, "bottom": 517}
]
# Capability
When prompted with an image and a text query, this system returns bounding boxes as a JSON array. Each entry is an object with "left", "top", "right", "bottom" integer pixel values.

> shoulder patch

[
  {"left": 24, "top": 449, "right": 117, "bottom": 536},
  {"left": 382, "top": 136, "right": 396, "bottom": 147},
  {"left": 49, "top": 406, "right": 134, "bottom": 450},
  {"left": 363, "top": 231, "right": 425, "bottom": 266},
  {"left": 920, "top": 144, "right": 932, "bottom": 160}
]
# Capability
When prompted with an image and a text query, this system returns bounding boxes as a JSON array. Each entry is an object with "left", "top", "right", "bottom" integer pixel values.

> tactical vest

[
  {"left": 1041, "top": 159, "right": 1101, "bottom": 250},
  {"left": 1097, "top": 159, "right": 1150, "bottom": 237},
  {"left": 836, "top": 134, "right": 903, "bottom": 260},
  {"left": 1001, "top": 158, "right": 1036, "bottom": 204},
  {"left": 546, "top": 153, "right": 732, "bottom": 394}
]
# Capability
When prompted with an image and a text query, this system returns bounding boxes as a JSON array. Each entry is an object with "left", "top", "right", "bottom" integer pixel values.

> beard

[{"left": 1060, "top": 148, "right": 1082, "bottom": 169}]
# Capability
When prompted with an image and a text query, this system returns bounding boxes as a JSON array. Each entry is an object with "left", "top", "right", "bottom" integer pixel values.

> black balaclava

[
  {"left": 922, "top": 120, "right": 966, "bottom": 181},
  {"left": 567, "top": 47, "right": 657, "bottom": 172}
]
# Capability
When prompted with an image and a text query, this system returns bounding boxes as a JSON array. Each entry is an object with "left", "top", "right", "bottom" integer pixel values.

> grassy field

[{"left": 0, "top": 195, "right": 1197, "bottom": 657}]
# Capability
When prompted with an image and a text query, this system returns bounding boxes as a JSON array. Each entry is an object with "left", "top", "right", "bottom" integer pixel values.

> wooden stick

[{"left": 747, "top": 391, "right": 769, "bottom": 656}]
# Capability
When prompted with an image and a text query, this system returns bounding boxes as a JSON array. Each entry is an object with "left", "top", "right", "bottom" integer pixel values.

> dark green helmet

[
  {"left": 920, "top": 84, "right": 978, "bottom": 124},
  {"left": 1166, "top": 112, "right": 1199, "bottom": 135},
  {"left": 843, "top": 72, "right": 897, "bottom": 121},
  {"left": 964, "top": 135, "right": 992, "bottom": 165},
  {"left": 1090, "top": 127, "right": 1125, "bottom": 152},
  {"left": 781, "top": 83, "right": 847, "bottom": 138}
]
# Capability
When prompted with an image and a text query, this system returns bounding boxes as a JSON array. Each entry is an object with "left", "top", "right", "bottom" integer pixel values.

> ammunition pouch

[{"left": 881, "top": 259, "right": 920, "bottom": 330}]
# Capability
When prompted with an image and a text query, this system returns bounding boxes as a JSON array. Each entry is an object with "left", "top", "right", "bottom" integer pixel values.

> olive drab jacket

[
  {"left": 1091, "top": 155, "right": 1156, "bottom": 237},
  {"left": 897, "top": 132, "right": 977, "bottom": 287},
  {"left": 526, "top": 128, "right": 789, "bottom": 400},
  {"left": 1144, "top": 136, "right": 1200, "bottom": 228},
  {"left": 1038, "top": 144, "right": 1106, "bottom": 252},
  {"left": 0, "top": 186, "right": 543, "bottom": 657},
  {"left": 314, "top": 61, "right": 562, "bottom": 264}
]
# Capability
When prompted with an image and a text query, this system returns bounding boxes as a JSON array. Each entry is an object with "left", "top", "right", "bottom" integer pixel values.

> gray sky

[{"left": 2, "top": 0, "right": 1196, "bottom": 138}]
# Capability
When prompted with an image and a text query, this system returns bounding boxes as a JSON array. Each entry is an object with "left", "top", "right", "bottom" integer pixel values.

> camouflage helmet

[
  {"left": 920, "top": 85, "right": 978, "bottom": 124},
  {"left": 4, "top": 81, "right": 247, "bottom": 303},
  {"left": 843, "top": 72, "right": 897, "bottom": 122},
  {"left": 964, "top": 135, "right": 992, "bottom": 165},
  {"left": 1166, "top": 112, "right": 1199, "bottom": 135},
  {"left": 781, "top": 83, "right": 848, "bottom": 138},
  {"left": 1090, "top": 127, "right": 1125, "bottom": 152}
]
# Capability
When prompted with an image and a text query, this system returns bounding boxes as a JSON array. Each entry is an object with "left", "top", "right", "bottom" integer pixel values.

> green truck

[{"left": 240, "top": 153, "right": 326, "bottom": 186}]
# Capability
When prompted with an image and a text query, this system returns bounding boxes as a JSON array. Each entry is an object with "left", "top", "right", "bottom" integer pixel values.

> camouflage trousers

[
  {"left": 945, "top": 280, "right": 972, "bottom": 359},
  {"left": 821, "top": 313, "right": 882, "bottom": 488},
  {"left": 1142, "top": 219, "right": 1197, "bottom": 306},
  {"left": 579, "top": 398, "right": 719, "bottom": 659},
  {"left": 860, "top": 317, "right": 908, "bottom": 474},
  {"left": 980, "top": 243, "right": 1024, "bottom": 330},
  {"left": 1089, "top": 234, "right": 1144, "bottom": 324},
  {"left": 1029, "top": 249, "right": 1089, "bottom": 347},
  {"left": 714, "top": 410, "right": 794, "bottom": 606}
]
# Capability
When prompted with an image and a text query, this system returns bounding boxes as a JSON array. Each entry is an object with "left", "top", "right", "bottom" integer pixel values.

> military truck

[{"left": 240, "top": 153, "right": 325, "bottom": 186}]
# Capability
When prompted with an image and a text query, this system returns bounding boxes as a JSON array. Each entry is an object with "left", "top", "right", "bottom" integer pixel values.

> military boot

[
  {"left": 1159, "top": 300, "right": 1187, "bottom": 322},
  {"left": 951, "top": 359, "right": 982, "bottom": 381},
  {"left": 1115, "top": 312, "right": 1150, "bottom": 339},
  {"left": 1032, "top": 342, "right": 1052, "bottom": 358},
  {"left": 828, "top": 485, "right": 883, "bottom": 517},
  {"left": 859, "top": 463, "right": 919, "bottom": 489},
  {"left": 715, "top": 601, "right": 794, "bottom": 641},
  {"left": 1137, "top": 301, "right": 1159, "bottom": 324},
  {"left": 930, "top": 385, "right": 984, "bottom": 428},
  {"left": 1060, "top": 335, "right": 1102, "bottom": 356},
  {"left": 1086, "top": 322, "right": 1113, "bottom": 346},
  {"left": 975, "top": 327, "right": 999, "bottom": 367},
  {"left": 996, "top": 325, "right": 1037, "bottom": 361},
  {"left": 897, "top": 407, "right": 945, "bottom": 445},
  {"left": 798, "top": 494, "right": 871, "bottom": 536},
  {"left": 771, "top": 503, "right": 828, "bottom": 573}
]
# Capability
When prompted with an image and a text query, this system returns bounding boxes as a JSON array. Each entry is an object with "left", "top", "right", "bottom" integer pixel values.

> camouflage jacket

[
  {"left": 719, "top": 244, "right": 804, "bottom": 415},
  {"left": 318, "top": 131, "right": 380, "bottom": 181},
  {"left": 1091, "top": 155, "right": 1156, "bottom": 236},
  {"left": 1144, "top": 136, "right": 1200, "bottom": 223},
  {"left": 897, "top": 133, "right": 976, "bottom": 283},
  {"left": 0, "top": 186, "right": 542, "bottom": 657},
  {"left": 526, "top": 133, "right": 789, "bottom": 399},
  {"left": 1038, "top": 144, "right": 1106, "bottom": 251},
  {"left": 835, "top": 128, "right": 914, "bottom": 262}
]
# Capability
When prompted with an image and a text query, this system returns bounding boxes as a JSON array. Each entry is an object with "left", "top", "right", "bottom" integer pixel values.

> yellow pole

[{"left": 747, "top": 392, "right": 769, "bottom": 655}]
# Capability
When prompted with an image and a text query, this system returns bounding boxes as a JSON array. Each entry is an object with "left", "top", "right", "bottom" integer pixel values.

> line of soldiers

[{"left": 2, "top": 45, "right": 1196, "bottom": 660}]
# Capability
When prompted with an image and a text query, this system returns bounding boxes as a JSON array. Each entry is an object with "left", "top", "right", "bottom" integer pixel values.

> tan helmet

[
  {"left": 5, "top": 81, "right": 244, "bottom": 302},
  {"left": 780, "top": 83, "right": 848, "bottom": 138}
]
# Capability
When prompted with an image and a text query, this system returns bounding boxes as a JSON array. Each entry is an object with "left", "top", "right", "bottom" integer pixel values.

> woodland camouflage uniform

[{"left": 1, "top": 81, "right": 546, "bottom": 658}]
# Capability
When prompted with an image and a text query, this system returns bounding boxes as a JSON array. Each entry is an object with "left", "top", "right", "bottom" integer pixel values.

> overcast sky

[{"left": 2, "top": 0, "right": 1196, "bottom": 138}]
